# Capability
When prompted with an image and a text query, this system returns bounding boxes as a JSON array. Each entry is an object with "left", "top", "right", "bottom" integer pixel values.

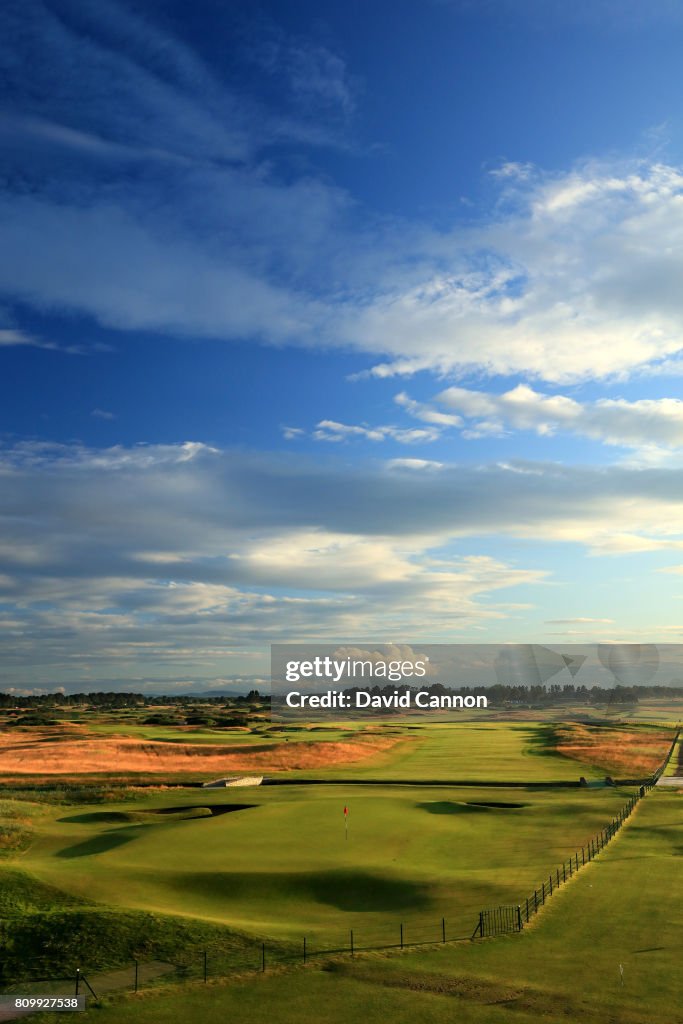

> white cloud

[
  {"left": 394, "top": 392, "right": 462, "bottom": 427},
  {"left": 5, "top": 6, "right": 683, "bottom": 384},
  {"left": 435, "top": 383, "right": 683, "bottom": 452},
  {"left": 544, "top": 617, "right": 614, "bottom": 624},
  {"left": 2, "top": 439, "right": 683, "bottom": 685},
  {"left": 386, "top": 458, "right": 444, "bottom": 471},
  {"left": 309, "top": 419, "right": 441, "bottom": 444}
]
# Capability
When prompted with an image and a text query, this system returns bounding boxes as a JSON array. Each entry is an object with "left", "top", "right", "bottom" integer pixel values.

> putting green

[
  {"left": 18, "top": 783, "right": 631, "bottom": 947},
  {"left": 32, "top": 788, "right": 681, "bottom": 1024}
]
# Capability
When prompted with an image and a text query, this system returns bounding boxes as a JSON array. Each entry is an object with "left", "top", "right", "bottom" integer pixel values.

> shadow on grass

[
  {"left": 154, "top": 869, "right": 433, "bottom": 913},
  {"left": 515, "top": 723, "right": 562, "bottom": 759},
  {"left": 418, "top": 800, "right": 527, "bottom": 814},
  {"left": 55, "top": 830, "right": 140, "bottom": 858},
  {"left": 58, "top": 811, "right": 140, "bottom": 825},
  {"left": 59, "top": 805, "right": 254, "bottom": 825}
]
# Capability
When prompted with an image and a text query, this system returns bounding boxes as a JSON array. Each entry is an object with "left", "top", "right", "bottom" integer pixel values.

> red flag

[{"left": 343, "top": 805, "right": 348, "bottom": 816}]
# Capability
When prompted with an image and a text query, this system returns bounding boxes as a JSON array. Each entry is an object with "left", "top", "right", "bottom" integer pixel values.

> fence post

[
  {"left": 400, "top": 923, "right": 404, "bottom": 949},
  {"left": 350, "top": 929, "right": 354, "bottom": 957},
  {"left": 549, "top": 874, "right": 553, "bottom": 896},
  {"left": 569, "top": 858, "right": 572, "bottom": 877},
  {"left": 542, "top": 882, "right": 546, "bottom": 904},
  {"left": 517, "top": 906, "right": 522, "bottom": 931},
  {"left": 134, "top": 959, "right": 138, "bottom": 993},
  {"left": 479, "top": 911, "right": 484, "bottom": 936},
  {"left": 442, "top": 917, "right": 446, "bottom": 943},
  {"left": 581, "top": 847, "right": 585, "bottom": 865},
  {"left": 556, "top": 869, "right": 560, "bottom": 887}
]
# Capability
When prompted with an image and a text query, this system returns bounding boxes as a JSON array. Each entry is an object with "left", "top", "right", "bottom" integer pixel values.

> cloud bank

[{"left": 2, "top": 441, "right": 683, "bottom": 684}]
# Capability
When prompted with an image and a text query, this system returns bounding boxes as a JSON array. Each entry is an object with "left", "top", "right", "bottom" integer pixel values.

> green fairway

[
  {"left": 662, "top": 733, "right": 683, "bottom": 777},
  {"left": 1, "top": 718, "right": 676, "bottom": 1023},
  {"left": 15, "top": 782, "right": 631, "bottom": 947},
  {"left": 85, "top": 723, "right": 360, "bottom": 745},
  {"left": 287, "top": 721, "right": 609, "bottom": 781},
  {"left": 32, "top": 788, "right": 681, "bottom": 1024}
]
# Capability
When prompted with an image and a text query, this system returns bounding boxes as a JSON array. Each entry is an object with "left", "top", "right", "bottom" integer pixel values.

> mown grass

[
  {"left": 11, "top": 783, "right": 633, "bottom": 947},
  {"left": 285, "top": 721, "right": 616, "bottom": 781},
  {"left": 30, "top": 788, "right": 682, "bottom": 1024},
  {"left": 663, "top": 734, "right": 683, "bottom": 776},
  {"left": 1, "top": 720, "right": 673, "bottom": 785}
]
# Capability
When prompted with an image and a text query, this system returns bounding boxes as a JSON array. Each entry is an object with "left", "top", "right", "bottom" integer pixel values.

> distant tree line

[
  {"left": 2, "top": 683, "right": 682, "bottom": 715},
  {"left": 337, "top": 682, "right": 683, "bottom": 706},
  {"left": 0, "top": 689, "right": 268, "bottom": 710}
]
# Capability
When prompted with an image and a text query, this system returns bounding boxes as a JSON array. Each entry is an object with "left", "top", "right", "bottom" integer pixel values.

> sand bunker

[{"left": 0, "top": 728, "right": 399, "bottom": 776}]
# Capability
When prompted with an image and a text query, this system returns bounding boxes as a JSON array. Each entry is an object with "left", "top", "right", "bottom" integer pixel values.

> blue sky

[{"left": 3, "top": 0, "right": 683, "bottom": 692}]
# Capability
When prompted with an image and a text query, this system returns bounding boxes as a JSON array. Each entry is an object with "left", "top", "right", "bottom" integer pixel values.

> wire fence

[
  {"left": 1, "top": 731, "right": 679, "bottom": 1001},
  {"left": 473, "top": 729, "right": 680, "bottom": 938},
  {"left": 0, "top": 918, "right": 479, "bottom": 1002}
]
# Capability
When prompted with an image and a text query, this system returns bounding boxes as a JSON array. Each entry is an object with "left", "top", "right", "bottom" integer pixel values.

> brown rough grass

[
  {"left": 554, "top": 723, "right": 673, "bottom": 776},
  {"left": 0, "top": 728, "right": 399, "bottom": 776}
]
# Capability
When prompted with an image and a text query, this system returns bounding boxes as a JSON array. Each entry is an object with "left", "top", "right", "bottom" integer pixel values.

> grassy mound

[
  {"left": 0, "top": 906, "right": 283, "bottom": 985},
  {"left": 0, "top": 868, "right": 92, "bottom": 916}
]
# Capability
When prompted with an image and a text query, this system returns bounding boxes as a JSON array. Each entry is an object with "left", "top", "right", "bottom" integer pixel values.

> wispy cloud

[
  {"left": 0, "top": 324, "right": 85, "bottom": 354},
  {"left": 4, "top": 6, "right": 683, "bottom": 384},
  {"left": 286, "top": 419, "right": 441, "bottom": 444},
  {"left": 544, "top": 617, "right": 614, "bottom": 624}
]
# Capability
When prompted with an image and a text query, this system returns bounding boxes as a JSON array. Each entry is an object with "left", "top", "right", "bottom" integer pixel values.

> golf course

[{"left": 0, "top": 708, "right": 680, "bottom": 1023}]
